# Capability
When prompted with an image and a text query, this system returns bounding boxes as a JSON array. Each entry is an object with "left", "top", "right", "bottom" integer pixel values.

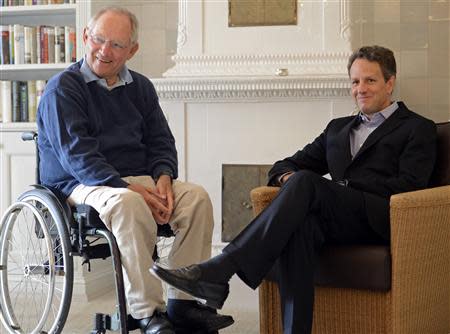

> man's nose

[{"left": 99, "top": 41, "right": 113, "bottom": 54}]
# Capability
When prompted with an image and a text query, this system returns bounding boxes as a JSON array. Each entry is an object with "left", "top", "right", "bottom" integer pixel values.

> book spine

[
  {"left": 27, "top": 80, "right": 37, "bottom": 122},
  {"left": 54, "top": 26, "right": 65, "bottom": 63},
  {"left": 69, "top": 26, "right": 76, "bottom": 62},
  {"left": 11, "top": 81, "right": 20, "bottom": 122},
  {"left": 46, "top": 26, "right": 55, "bottom": 64},
  {"left": 13, "top": 24, "right": 24, "bottom": 65},
  {"left": 36, "top": 25, "right": 41, "bottom": 64},
  {"left": 0, "top": 81, "right": 12, "bottom": 123},
  {"left": 41, "top": 26, "right": 48, "bottom": 64},
  {"left": 19, "top": 81, "right": 28, "bottom": 122},
  {"left": 64, "top": 26, "right": 70, "bottom": 63},
  {"left": 59, "top": 26, "right": 65, "bottom": 63},
  {"left": 30, "top": 26, "right": 37, "bottom": 64},
  {"left": 36, "top": 80, "right": 46, "bottom": 109},
  {"left": 0, "top": 26, "right": 10, "bottom": 65},
  {"left": 9, "top": 25, "right": 14, "bottom": 65},
  {"left": 54, "top": 26, "right": 61, "bottom": 63},
  {"left": 24, "top": 26, "right": 33, "bottom": 64}
]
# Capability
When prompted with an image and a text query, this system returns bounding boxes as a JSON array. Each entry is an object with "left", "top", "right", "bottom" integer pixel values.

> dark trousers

[{"left": 224, "top": 170, "right": 389, "bottom": 334}]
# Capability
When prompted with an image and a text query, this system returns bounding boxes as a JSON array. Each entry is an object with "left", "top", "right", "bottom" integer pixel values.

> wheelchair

[{"left": 0, "top": 131, "right": 195, "bottom": 334}]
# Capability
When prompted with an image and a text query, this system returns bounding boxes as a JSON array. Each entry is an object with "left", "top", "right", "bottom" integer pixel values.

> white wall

[{"left": 349, "top": 0, "right": 450, "bottom": 121}]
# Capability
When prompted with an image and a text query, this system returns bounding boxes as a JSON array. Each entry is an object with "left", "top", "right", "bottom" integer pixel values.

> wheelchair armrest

[{"left": 73, "top": 204, "right": 105, "bottom": 228}]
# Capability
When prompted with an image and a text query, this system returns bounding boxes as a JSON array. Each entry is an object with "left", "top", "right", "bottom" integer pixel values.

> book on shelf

[
  {"left": 9, "top": 25, "right": 14, "bottom": 64},
  {"left": 1, "top": 24, "right": 75, "bottom": 65},
  {"left": 54, "top": 26, "right": 65, "bottom": 63},
  {"left": 24, "top": 26, "right": 37, "bottom": 64},
  {"left": 65, "top": 26, "right": 76, "bottom": 62},
  {"left": 35, "top": 79, "right": 45, "bottom": 111},
  {"left": 0, "top": 80, "right": 46, "bottom": 123},
  {"left": 13, "top": 24, "right": 24, "bottom": 64},
  {"left": 27, "top": 80, "right": 36, "bottom": 122},
  {"left": 46, "top": 26, "right": 55, "bottom": 63},
  {"left": 0, "top": 25, "right": 10, "bottom": 64},
  {"left": 11, "top": 80, "right": 20, "bottom": 122},
  {"left": 0, "top": 81, "right": 12, "bottom": 123},
  {"left": 1, "top": 0, "right": 76, "bottom": 6},
  {"left": 19, "top": 81, "right": 28, "bottom": 121}
]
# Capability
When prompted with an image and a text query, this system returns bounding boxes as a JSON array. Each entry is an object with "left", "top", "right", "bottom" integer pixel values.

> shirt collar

[
  {"left": 359, "top": 101, "right": 398, "bottom": 123},
  {"left": 80, "top": 57, "right": 133, "bottom": 90}
]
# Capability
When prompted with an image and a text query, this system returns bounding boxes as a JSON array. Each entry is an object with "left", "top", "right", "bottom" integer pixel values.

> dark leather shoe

[
  {"left": 170, "top": 302, "right": 234, "bottom": 332},
  {"left": 137, "top": 311, "right": 175, "bottom": 334},
  {"left": 151, "top": 264, "right": 229, "bottom": 309}
]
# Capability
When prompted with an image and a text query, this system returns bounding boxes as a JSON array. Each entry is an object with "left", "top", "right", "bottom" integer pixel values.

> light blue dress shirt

[
  {"left": 79, "top": 57, "right": 133, "bottom": 90},
  {"left": 350, "top": 102, "right": 398, "bottom": 158}
]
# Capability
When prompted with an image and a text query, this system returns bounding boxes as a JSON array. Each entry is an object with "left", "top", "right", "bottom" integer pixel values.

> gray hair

[{"left": 87, "top": 6, "right": 139, "bottom": 44}]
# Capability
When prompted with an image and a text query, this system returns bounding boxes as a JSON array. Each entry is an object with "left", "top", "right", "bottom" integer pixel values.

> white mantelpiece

[
  {"left": 154, "top": 76, "right": 350, "bottom": 102},
  {"left": 164, "top": 52, "right": 352, "bottom": 78}
]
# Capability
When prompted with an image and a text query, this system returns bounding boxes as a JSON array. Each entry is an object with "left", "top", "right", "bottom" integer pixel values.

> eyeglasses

[{"left": 88, "top": 33, "right": 130, "bottom": 50}]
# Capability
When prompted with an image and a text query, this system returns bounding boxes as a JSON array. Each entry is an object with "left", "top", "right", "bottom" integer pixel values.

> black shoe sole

[{"left": 173, "top": 316, "right": 234, "bottom": 333}]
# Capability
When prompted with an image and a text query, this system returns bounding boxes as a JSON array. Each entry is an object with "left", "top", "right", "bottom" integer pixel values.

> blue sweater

[{"left": 37, "top": 60, "right": 178, "bottom": 197}]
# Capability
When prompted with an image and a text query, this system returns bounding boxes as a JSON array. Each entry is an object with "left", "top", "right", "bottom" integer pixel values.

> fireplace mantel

[{"left": 154, "top": 75, "right": 351, "bottom": 102}]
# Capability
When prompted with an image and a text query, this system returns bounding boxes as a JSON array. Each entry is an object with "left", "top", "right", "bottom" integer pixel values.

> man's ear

[
  {"left": 127, "top": 42, "right": 139, "bottom": 60},
  {"left": 386, "top": 75, "right": 396, "bottom": 95},
  {"left": 82, "top": 27, "right": 89, "bottom": 45}
]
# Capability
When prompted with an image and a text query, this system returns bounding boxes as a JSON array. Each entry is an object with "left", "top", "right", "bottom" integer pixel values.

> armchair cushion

[
  {"left": 264, "top": 244, "right": 391, "bottom": 291},
  {"left": 314, "top": 245, "right": 391, "bottom": 291}
]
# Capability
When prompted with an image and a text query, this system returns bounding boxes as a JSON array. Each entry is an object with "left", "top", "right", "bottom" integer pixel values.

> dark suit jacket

[{"left": 268, "top": 102, "right": 437, "bottom": 239}]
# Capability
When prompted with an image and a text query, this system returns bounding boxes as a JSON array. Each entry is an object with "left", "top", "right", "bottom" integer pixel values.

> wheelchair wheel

[{"left": 0, "top": 189, "right": 74, "bottom": 334}]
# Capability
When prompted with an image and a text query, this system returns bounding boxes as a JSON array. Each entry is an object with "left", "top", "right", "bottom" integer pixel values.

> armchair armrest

[
  {"left": 250, "top": 186, "right": 280, "bottom": 217},
  {"left": 389, "top": 185, "right": 450, "bottom": 330}
]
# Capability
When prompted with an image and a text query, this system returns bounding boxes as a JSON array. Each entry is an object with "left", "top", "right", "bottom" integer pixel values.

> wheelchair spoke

[{"left": 1, "top": 195, "right": 73, "bottom": 334}]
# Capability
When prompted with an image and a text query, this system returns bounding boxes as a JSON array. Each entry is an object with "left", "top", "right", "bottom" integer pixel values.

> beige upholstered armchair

[{"left": 250, "top": 122, "right": 450, "bottom": 334}]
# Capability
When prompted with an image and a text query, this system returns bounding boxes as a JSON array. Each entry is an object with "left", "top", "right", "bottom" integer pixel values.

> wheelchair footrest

[
  {"left": 91, "top": 312, "right": 127, "bottom": 333},
  {"left": 84, "top": 243, "right": 111, "bottom": 260}
]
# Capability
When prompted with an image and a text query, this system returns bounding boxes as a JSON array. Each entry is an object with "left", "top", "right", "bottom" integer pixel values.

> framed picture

[{"left": 229, "top": 0, "right": 297, "bottom": 27}]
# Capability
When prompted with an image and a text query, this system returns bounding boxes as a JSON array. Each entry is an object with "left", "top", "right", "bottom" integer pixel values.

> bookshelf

[
  {"left": 0, "top": 2, "right": 89, "bottom": 210},
  {"left": 0, "top": 2, "right": 89, "bottom": 124},
  {"left": 0, "top": 3, "right": 85, "bottom": 79}
]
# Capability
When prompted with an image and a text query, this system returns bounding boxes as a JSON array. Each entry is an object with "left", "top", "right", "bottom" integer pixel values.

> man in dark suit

[{"left": 151, "top": 45, "right": 437, "bottom": 334}]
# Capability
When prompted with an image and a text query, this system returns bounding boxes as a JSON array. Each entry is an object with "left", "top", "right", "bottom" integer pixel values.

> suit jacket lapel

[
  {"left": 334, "top": 116, "right": 360, "bottom": 176},
  {"left": 351, "top": 105, "right": 408, "bottom": 163}
]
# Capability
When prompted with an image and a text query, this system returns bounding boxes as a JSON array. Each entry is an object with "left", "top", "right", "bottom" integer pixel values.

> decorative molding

[
  {"left": 339, "top": 0, "right": 351, "bottom": 41},
  {"left": 153, "top": 76, "right": 351, "bottom": 102},
  {"left": 164, "top": 52, "right": 352, "bottom": 78},
  {"left": 176, "top": 0, "right": 187, "bottom": 50}
]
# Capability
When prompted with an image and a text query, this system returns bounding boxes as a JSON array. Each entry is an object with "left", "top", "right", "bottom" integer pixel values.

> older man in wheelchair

[{"left": 0, "top": 6, "right": 233, "bottom": 334}]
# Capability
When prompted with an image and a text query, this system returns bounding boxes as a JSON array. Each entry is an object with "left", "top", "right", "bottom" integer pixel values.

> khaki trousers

[{"left": 68, "top": 175, "right": 214, "bottom": 319}]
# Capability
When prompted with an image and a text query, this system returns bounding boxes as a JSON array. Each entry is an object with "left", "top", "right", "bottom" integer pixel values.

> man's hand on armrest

[{"left": 279, "top": 172, "right": 294, "bottom": 185}]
